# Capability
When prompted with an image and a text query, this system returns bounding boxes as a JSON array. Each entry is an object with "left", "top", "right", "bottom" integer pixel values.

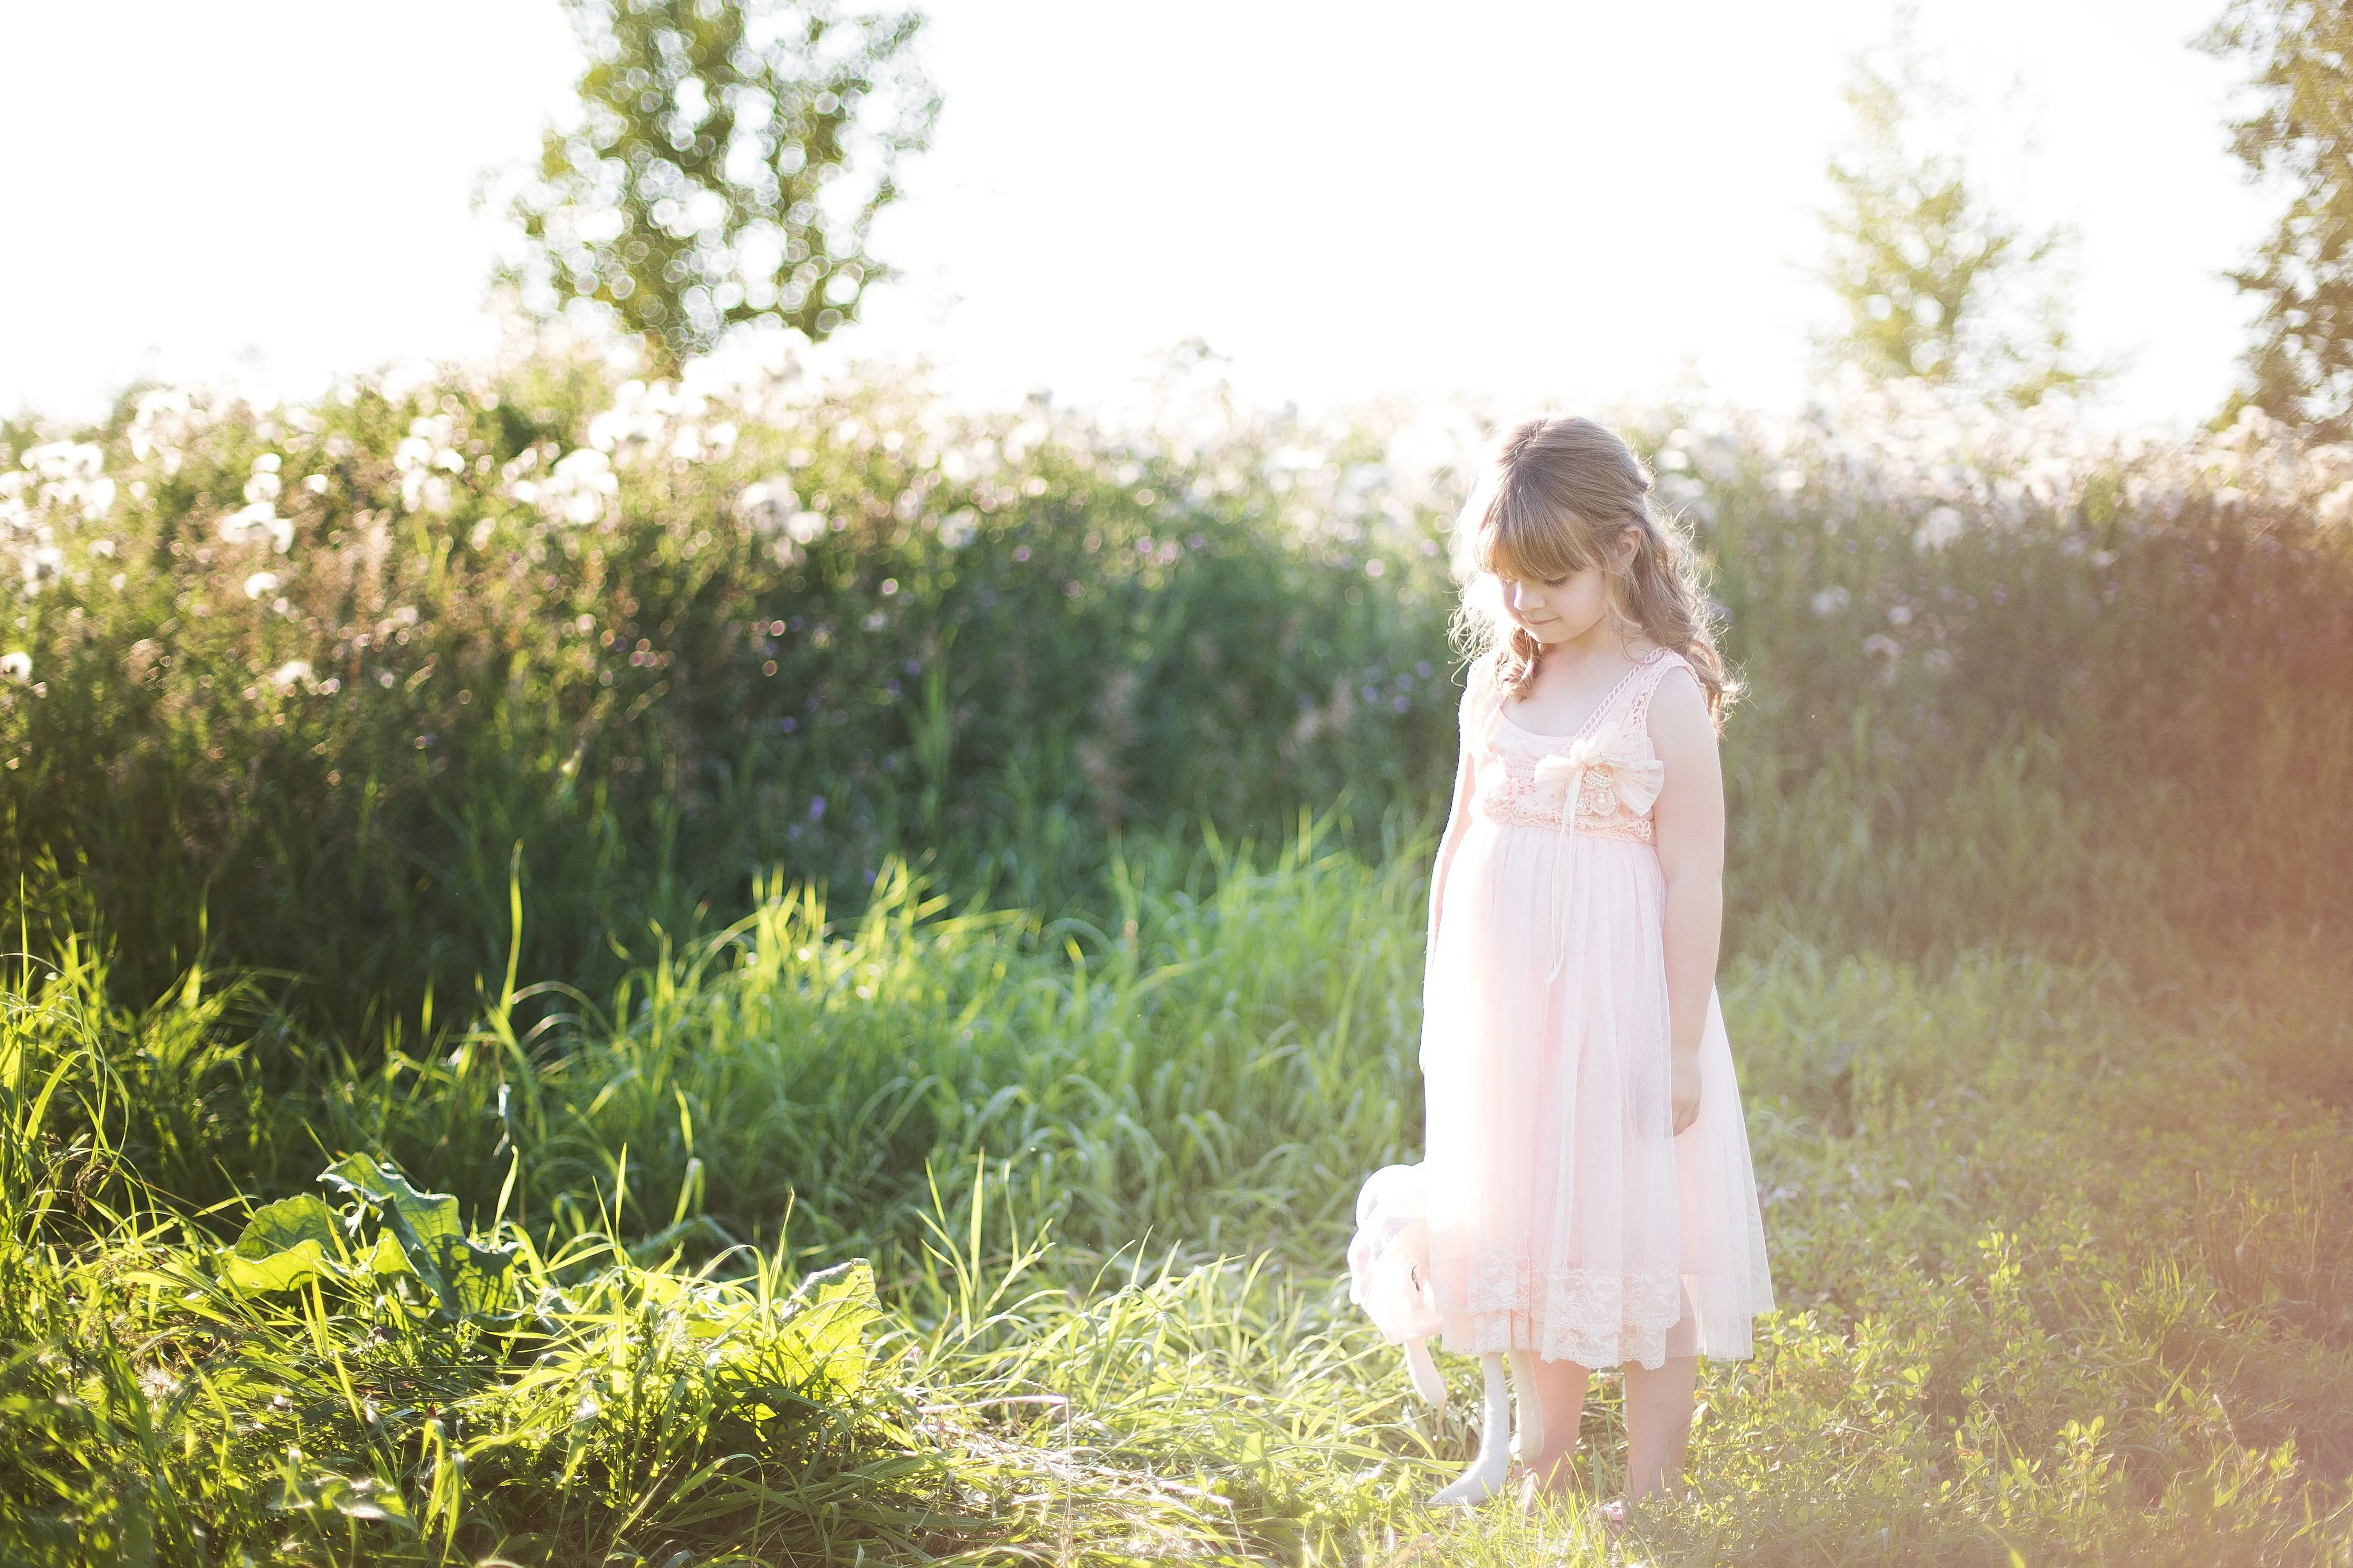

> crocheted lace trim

[{"left": 1433, "top": 1256, "right": 1686, "bottom": 1370}]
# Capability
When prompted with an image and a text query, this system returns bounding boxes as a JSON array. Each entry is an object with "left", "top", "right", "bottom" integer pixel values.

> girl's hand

[{"left": 1671, "top": 1050, "right": 1702, "bottom": 1136}]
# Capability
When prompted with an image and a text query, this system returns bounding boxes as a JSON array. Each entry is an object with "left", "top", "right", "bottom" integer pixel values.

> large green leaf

[
  {"left": 218, "top": 1194, "right": 341, "bottom": 1294},
  {"left": 319, "top": 1154, "right": 516, "bottom": 1321},
  {"left": 777, "top": 1258, "right": 879, "bottom": 1393}
]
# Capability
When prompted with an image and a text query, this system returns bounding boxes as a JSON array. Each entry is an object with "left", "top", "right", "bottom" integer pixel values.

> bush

[
  {"left": 0, "top": 353, "right": 1455, "bottom": 1026},
  {"left": 2, "top": 358, "right": 2348, "bottom": 1032}
]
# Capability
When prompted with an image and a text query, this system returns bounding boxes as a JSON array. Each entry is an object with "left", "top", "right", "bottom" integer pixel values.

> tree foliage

[
  {"left": 506, "top": 0, "right": 936, "bottom": 371},
  {"left": 1816, "top": 47, "right": 2101, "bottom": 406},
  {"left": 2202, "top": 0, "right": 2353, "bottom": 436}
]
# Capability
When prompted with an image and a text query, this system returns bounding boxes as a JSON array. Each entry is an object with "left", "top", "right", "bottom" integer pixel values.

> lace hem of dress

[{"left": 1434, "top": 1259, "right": 1685, "bottom": 1370}]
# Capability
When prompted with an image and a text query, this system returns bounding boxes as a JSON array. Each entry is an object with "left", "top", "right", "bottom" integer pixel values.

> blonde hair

[{"left": 1450, "top": 415, "right": 1736, "bottom": 723}]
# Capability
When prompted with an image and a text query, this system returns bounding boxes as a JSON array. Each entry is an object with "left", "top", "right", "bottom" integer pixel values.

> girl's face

[{"left": 1498, "top": 565, "right": 1613, "bottom": 648}]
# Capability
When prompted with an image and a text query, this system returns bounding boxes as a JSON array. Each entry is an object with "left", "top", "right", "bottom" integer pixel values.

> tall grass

[{"left": 4, "top": 835, "right": 2350, "bottom": 1563}]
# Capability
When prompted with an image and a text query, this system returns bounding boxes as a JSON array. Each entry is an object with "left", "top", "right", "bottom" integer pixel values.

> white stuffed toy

[{"left": 1348, "top": 1163, "right": 1543, "bottom": 1506}]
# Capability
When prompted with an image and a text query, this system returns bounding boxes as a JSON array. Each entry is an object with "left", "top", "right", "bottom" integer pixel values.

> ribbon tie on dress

[{"left": 1528, "top": 724, "right": 1667, "bottom": 981}]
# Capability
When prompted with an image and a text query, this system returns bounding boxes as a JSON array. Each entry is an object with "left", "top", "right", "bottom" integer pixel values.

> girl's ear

[{"left": 1614, "top": 525, "right": 1642, "bottom": 570}]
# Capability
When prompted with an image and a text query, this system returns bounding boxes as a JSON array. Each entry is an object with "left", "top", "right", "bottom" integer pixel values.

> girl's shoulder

[
  {"left": 1454, "top": 652, "right": 1510, "bottom": 746},
  {"left": 1460, "top": 649, "right": 1505, "bottom": 717}
]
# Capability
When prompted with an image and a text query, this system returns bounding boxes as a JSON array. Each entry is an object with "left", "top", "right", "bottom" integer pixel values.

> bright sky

[{"left": 1, "top": 0, "right": 2273, "bottom": 428}]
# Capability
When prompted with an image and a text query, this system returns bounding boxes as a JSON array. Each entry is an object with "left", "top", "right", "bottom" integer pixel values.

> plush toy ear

[
  {"left": 1404, "top": 1336, "right": 1446, "bottom": 1410},
  {"left": 1508, "top": 1348, "right": 1543, "bottom": 1462}
]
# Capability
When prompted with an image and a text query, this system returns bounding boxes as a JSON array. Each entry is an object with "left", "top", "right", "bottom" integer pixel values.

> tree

[
  {"left": 1816, "top": 42, "right": 2103, "bottom": 406},
  {"left": 505, "top": 0, "right": 937, "bottom": 372},
  {"left": 2201, "top": 1, "right": 2353, "bottom": 436}
]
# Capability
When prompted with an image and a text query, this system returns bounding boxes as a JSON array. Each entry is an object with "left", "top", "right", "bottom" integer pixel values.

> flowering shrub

[
  {"left": 1642, "top": 377, "right": 2353, "bottom": 955},
  {"left": 0, "top": 350, "right": 1459, "bottom": 1018},
  {"left": 2, "top": 353, "right": 2347, "bottom": 1023}
]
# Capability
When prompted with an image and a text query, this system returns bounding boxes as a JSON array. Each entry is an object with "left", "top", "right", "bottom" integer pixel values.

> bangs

[{"left": 1468, "top": 479, "right": 1596, "bottom": 583}]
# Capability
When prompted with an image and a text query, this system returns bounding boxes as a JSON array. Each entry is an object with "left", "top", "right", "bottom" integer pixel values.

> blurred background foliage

[
  {"left": 1815, "top": 34, "right": 2107, "bottom": 406},
  {"left": 0, "top": 347, "right": 2347, "bottom": 1041},
  {"left": 2203, "top": 0, "right": 2353, "bottom": 436},
  {"left": 500, "top": 0, "right": 936, "bottom": 369}
]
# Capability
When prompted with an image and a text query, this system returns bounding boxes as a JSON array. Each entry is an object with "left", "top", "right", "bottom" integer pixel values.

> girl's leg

[
  {"left": 1523, "top": 1353, "right": 1590, "bottom": 1489},
  {"left": 1621, "top": 1354, "right": 1699, "bottom": 1499}
]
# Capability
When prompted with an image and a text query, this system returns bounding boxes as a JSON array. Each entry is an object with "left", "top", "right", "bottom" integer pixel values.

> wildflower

[
  {"left": 540, "top": 449, "right": 617, "bottom": 526},
  {"left": 1811, "top": 586, "right": 1851, "bottom": 617},
  {"left": 271, "top": 660, "right": 314, "bottom": 691},
  {"left": 1914, "top": 507, "right": 1965, "bottom": 551},
  {"left": 243, "top": 571, "right": 281, "bottom": 600},
  {"left": 937, "top": 508, "right": 978, "bottom": 549},
  {"left": 23, "top": 546, "right": 63, "bottom": 591},
  {"left": 220, "top": 503, "right": 294, "bottom": 553},
  {"left": 737, "top": 477, "right": 799, "bottom": 537},
  {"left": 0, "top": 651, "right": 28, "bottom": 681},
  {"left": 19, "top": 441, "right": 113, "bottom": 523}
]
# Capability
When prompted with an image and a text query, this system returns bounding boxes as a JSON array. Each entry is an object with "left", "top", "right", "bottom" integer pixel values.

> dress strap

[{"left": 1625, "top": 648, "right": 1691, "bottom": 734}]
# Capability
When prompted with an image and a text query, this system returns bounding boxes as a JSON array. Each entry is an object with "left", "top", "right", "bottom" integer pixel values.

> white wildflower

[
  {"left": 0, "top": 651, "right": 28, "bottom": 681},
  {"left": 395, "top": 417, "right": 463, "bottom": 512},
  {"left": 129, "top": 388, "right": 199, "bottom": 470},
  {"left": 540, "top": 448, "right": 617, "bottom": 526},
  {"left": 737, "top": 477, "right": 799, "bottom": 535},
  {"left": 220, "top": 503, "right": 295, "bottom": 554},
  {"left": 22, "top": 545, "right": 62, "bottom": 591},
  {"left": 1810, "top": 585, "right": 1851, "bottom": 618},
  {"left": 2319, "top": 481, "right": 2353, "bottom": 530},
  {"left": 243, "top": 571, "right": 281, "bottom": 600},
  {"left": 1913, "top": 506, "right": 1965, "bottom": 551},
  {"left": 271, "top": 660, "right": 314, "bottom": 691},
  {"left": 20, "top": 441, "right": 114, "bottom": 524}
]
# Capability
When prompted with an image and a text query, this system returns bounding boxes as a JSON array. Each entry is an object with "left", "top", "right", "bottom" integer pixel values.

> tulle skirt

[{"left": 1412, "top": 819, "right": 1773, "bottom": 1370}]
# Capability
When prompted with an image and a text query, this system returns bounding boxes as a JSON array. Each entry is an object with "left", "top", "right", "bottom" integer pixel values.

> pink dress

[{"left": 1418, "top": 647, "right": 1773, "bottom": 1370}]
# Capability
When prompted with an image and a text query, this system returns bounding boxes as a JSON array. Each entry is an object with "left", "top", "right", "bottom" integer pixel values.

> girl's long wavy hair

[{"left": 1450, "top": 415, "right": 1736, "bottom": 725}]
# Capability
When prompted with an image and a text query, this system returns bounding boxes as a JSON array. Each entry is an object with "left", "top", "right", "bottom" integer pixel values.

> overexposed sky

[{"left": 1, "top": 0, "right": 2273, "bottom": 426}]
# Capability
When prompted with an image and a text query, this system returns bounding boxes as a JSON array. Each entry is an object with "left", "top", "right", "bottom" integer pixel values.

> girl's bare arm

[
  {"left": 1426, "top": 735, "right": 1478, "bottom": 959},
  {"left": 1427, "top": 661, "right": 1490, "bottom": 959},
  {"left": 1647, "top": 668, "right": 1726, "bottom": 1134}
]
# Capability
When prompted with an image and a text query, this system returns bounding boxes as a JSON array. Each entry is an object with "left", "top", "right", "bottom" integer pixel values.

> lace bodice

[{"left": 1464, "top": 648, "right": 1687, "bottom": 842}]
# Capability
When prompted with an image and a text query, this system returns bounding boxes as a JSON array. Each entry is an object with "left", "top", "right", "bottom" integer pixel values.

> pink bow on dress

[
  {"left": 1530, "top": 723, "right": 1666, "bottom": 833},
  {"left": 1529, "top": 724, "right": 1666, "bottom": 982}
]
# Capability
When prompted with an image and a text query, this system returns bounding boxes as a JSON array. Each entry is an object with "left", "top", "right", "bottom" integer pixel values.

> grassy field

[
  {"left": 5, "top": 830, "right": 2349, "bottom": 1565},
  {"left": 3, "top": 359, "right": 2351, "bottom": 1562}
]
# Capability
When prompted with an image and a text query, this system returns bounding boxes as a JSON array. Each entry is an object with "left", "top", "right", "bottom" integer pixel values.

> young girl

[{"left": 1375, "top": 416, "right": 1773, "bottom": 1516}]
